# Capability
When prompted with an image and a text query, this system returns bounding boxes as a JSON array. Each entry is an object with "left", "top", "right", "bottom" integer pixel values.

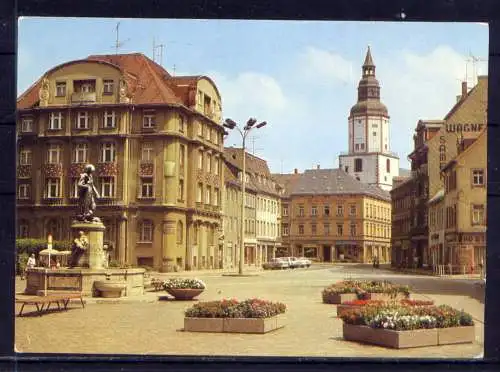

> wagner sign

[
  {"left": 439, "top": 135, "right": 446, "bottom": 179},
  {"left": 445, "top": 123, "right": 484, "bottom": 133}
]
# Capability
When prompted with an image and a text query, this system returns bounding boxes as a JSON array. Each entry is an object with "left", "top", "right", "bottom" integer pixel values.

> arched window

[{"left": 177, "top": 221, "right": 183, "bottom": 244}]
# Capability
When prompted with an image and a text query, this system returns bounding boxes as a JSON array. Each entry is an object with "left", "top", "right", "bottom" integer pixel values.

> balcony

[
  {"left": 17, "top": 165, "right": 32, "bottom": 179},
  {"left": 42, "top": 198, "right": 64, "bottom": 206},
  {"left": 71, "top": 92, "right": 97, "bottom": 104},
  {"left": 99, "top": 198, "right": 123, "bottom": 206}
]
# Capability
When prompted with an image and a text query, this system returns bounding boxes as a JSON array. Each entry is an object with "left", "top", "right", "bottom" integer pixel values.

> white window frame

[
  {"left": 206, "top": 186, "right": 212, "bottom": 205},
  {"left": 76, "top": 111, "right": 89, "bottom": 129},
  {"left": 197, "top": 183, "right": 203, "bottom": 203},
  {"left": 103, "top": 110, "right": 116, "bottom": 128},
  {"left": 21, "top": 117, "right": 33, "bottom": 132},
  {"left": 141, "top": 143, "right": 154, "bottom": 162},
  {"left": 214, "top": 158, "right": 219, "bottom": 175},
  {"left": 81, "top": 83, "right": 92, "bottom": 93},
  {"left": 74, "top": 142, "right": 88, "bottom": 163},
  {"left": 472, "top": 205, "right": 484, "bottom": 225},
  {"left": 283, "top": 206, "right": 288, "bottom": 216},
  {"left": 101, "top": 142, "right": 116, "bottom": 162},
  {"left": 206, "top": 154, "right": 212, "bottom": 173},
  {"left": 19, "top": 149, "right": 32, "bottom": 165},
  {"left": 47, "top": 144, "right": 61, "bottom": 164},
  {"left": 198, "top": 150, "right": 203, "bottom": 170},
  {"left": 71, "top": 177, "right": 79, "bottom": 198},
  {"left": 140, "top": 177, "right": 154, "bottom": 198},
  {"left": 46, "top": 178, "right": 60, "bottom": 198},
  {"left": 143, "top": 110, "right": 156, "bottom": 129},
  {"left": 55, "top": 82, "right": 66, "bottom": 97},
  {"left": 18, "top": 184, "right": 30, "bottom": 199},
  {"left": 49, "top": 112, "right": 63, "bottom": 130},
  {"left": 472, "top": 170, "right": 485, "bottom": 186},
  {"left": 99, "top": 176, "right": 115, "bottom": 198},
  {"left": 139, "top": 220, "right": 153, "bottom": 242},
  {"left": 103, "top": 80, "right": 114, "bottom": 94}
]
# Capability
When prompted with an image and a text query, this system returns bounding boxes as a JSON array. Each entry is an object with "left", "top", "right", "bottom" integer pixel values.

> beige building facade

[{"left": 16, "top": 53, "right": 225, "bottom": 272}]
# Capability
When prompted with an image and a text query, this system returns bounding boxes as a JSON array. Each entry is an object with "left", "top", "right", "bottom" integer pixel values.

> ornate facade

[{"left": 16, "top": 53, "right": 225, "bottom": 271}]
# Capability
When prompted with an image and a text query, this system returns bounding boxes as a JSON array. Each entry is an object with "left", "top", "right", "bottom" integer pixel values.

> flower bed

[
  {"left": 339, "top": 303, "right": 475, "bottom": 348},
  {"left": 184, "top": 298, "right": 287, "bottom": 334},
  {"left": 322, "top": 280, "right": 410, "bottom": 304},
  {"left": 336, "top": 298, "right": 435, "bottom": 317},
  {"left": 161, "top": 278, "right": 206, "bottom": 300}
]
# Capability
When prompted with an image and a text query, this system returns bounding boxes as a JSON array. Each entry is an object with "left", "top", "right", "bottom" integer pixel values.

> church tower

[{"left": 338, "top": 46, "right": 400, "bottom": 191}]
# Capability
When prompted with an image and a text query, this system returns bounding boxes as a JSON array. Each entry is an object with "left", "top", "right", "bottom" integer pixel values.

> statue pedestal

[{"left": 71, "top": 221, "right": 107, "bottom": 270}]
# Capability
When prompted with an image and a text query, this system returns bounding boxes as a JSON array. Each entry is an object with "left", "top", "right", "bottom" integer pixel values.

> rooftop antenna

[
  {"left": 250, "top": 135, "right": 263, "bottom": 155},
  {"left": 153, "top": 37, "right": 165, "bottom": 66},
  {"left": 114, "top": 22, "right": 130, "bottom": 54}
]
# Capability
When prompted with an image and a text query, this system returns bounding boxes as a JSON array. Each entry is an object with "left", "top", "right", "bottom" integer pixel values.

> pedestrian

[{"left": 23, "top": 253, "right": 36, "bottom": 279}]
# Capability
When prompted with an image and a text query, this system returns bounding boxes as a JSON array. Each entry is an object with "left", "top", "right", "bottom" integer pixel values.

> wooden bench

[{"left": 16, "top": 292, "right": 85, "bottom": 317}]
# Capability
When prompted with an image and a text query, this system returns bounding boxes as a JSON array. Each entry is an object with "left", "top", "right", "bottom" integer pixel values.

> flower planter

[
  {"left": 323, "top": 293, "right": 358, "bottom": 304},
  {"left": 342, "top": 324, "right": 438, "bottom": 349},
  {"left": 166, "top": 288, "right": 204, "bottom": 300},
  {"left": 184, "top": 318, "right": 224, "bottom": 333},
  {"left": 184, "top": 315, "right": 285, "bottom": 334},
  {"left": 367, "top": 292, "right": 409, "bottom": 301},
  {"left": 336, "top": 304, "right": 362, "bottom": 317},
  {"left": 94, "top": 280, "right": 127, "bottom": 298},
  {"left": 438, "top": 326, "right": 475, "bottom": 345}
]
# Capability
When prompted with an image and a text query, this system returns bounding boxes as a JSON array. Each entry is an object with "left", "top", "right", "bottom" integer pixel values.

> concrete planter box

[
  {"left": 323, "top": 292, "right": 358, "bottom": 304},
  {"left": 343, "top": 323, "right": 438, "bottom": 349},
  {"left": 184, "top": 315, "right": 285, "bottom": 334},
  {"left": 184, "top": 318, "right": 224, "bottom": 333},
  {"left": 438, "top": 326, "right": 475, "bottom": 345}
]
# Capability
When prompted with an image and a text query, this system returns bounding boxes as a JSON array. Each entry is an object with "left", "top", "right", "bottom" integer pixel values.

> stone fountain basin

[{"left": 94, "top": 280, "right": 127, "bottom": 298}]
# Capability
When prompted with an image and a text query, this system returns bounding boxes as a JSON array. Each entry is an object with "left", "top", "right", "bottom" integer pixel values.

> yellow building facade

[{"left": 16, "top": 53, "right": 225, "bottom": 272}]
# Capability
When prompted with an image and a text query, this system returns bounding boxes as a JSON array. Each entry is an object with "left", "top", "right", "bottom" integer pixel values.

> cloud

[{"left": 297, "top": 46, "right": 355, "bottom": 84}]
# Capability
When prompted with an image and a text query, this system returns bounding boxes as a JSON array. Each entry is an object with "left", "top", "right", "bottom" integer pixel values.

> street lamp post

[{"left": 223, "top": 117, "right": 267, "bottom": 275}]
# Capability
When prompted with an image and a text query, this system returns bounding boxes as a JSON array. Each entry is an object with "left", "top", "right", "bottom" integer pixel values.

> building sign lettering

[
  {"left": 446, "top": 123, "right": 483, "bottom": 133},
  {"left": 439, "top": 135, "right": 446, "bottom": 180}
]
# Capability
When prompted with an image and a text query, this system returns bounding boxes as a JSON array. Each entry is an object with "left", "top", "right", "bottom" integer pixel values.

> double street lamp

[{"left": 223, "top": 117, "right": 267, "bottom": 275}]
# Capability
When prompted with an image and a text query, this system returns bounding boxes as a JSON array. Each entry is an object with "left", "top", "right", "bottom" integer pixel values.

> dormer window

[
  {"left": 103, "top": 80, "right": 114, "bottom": 95},
  {"left": 143, "top": 110, "right": 156, "bottom": 129},
  {"left": 55, "top": 82, "right": 66, "bottom": 97}
]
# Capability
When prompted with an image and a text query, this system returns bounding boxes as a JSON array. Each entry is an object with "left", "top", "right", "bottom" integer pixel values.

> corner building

[{"left": 16, "top": 53, "right": 225, "bottom": 272}]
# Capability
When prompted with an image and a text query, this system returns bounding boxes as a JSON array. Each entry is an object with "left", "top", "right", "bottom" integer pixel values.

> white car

[
  {"left": 296, "top": 257, "right": 312, "bottom": 268},
  {"left": 263, "top": 258, "right": 290, "bottom": 270}
]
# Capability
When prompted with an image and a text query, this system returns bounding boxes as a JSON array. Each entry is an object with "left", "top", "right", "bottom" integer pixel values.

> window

[
  {"left": 46, "top": 178, "right": 60, "bottom": 198},
  {"left": 179, "top": 145, "right": 185, "bottom": 172},
  {"left": 74, "top": 143, "right": 88, "bottom": 163},
  {"left": 18, "top": 221, "right": 29, "bottom": 238},
  {"left": 337, "top": 205, "right": 344, "bottom": 216},
  {"left": 49, "top": 112, "right": 63, "bottom": 130},
  {"left": 178, "top": 180, "right": 184, "bottom": 201},
  {"left": 311, "top": 224, "right": 317, "bottom": 235},
  {"left": 337, "top": 223, "right": 343, "bottom": 236},
  {"left": 177, "top": 221, "right": 183, "bottom": 244},
  {"left": 298, "top": 224, "right": 304, "bottom": 235},
  {"left": 355, "top": 144, "right": 359, "bottom": 150},
  {"left": 80, "top": 82, "right": 93, "bottom": 93},
  {"left": 99, "top": 176, "right": 115, "bottom": 198},
  {"left": 283, "top": 224, "right": 289, "bottom": 236},
  {"left": 198, "top": 150, "right": 203, "bottom": 169},
  {"left": 360, "top": 143, "right": 365, "bottom": 150},
  {"left": 205, "top": 125, "right": 211, "bottom": 140},
  {"left": 139, "top": 220, "right": 153, "bottom": 242},
  {"left": 143, "top": 110, "right": 156, "bottom": 128},
  {"left": 373, "top": 131, "right": 377, "bottom": 136},
  {"left": 47, "top": 144, "right": 61, "bottom": 164},
  {"left": 214, "top": 158, "right": 219, "bottom": 175},
  {"left": 141, "top": 143, "right": 154, "bottom": 162},
  {"left": 18, "top": 184, "right": 30, "bottom": 199},
  {"left": 19, "top": 149, "right": 32, "bottom": 165},
  {"left": 71, "top": 177, "right": 79, "bottom": 198},
  {"left": 140, "top": 177, "right": 154, "bottom": 198},
  {"left": 213, "top": 129, "right": 219, "bottom": 144},
  {"left": 311, "top": 206, "right": 317, "bottom": 216},
  {"left": 472, "top": 205, "right": 485, "bottom": 225},
  {"left": 472, "top": 169, "right": 485, "bottom": 186},
  {"left": 206, "top": 186, "right": 211, "bottom": 204},
  {"left": 324, "top": 205, "right": 330, "bottom": 216},
  {"left": 76, "top": 112, "right": 89, "bottom": 129},
  {"left": 21, "top": 117, "right": 33, "bottom": 132},
  {"left": 101, "top": 142, "right": 116, "bottom": 162},
  {"left": 324, "top": 223, "right": 330, "bottom": 235},
  {"left": 214, "top": 188, "right": 219, "bottom": 206},
  {"left": 386, "top": 159, "right": 391, "bottom": 173},
  {"left": 193, "top": 224, "right": 199, "bottom": 244},
  {"left": 55, "top": 82, "right": 66, "bottom": 97},
  {"left": 354, "top": 158, "right": 363, "bottom": 172},
  {"left": 103, "top": 79, "right": 114, "bottom": 94},
  {"left": 283, "top": 206, "right": 288, "bottom": 216},
  {"left": 197, "top": 183, "right": 203, "bottom": 203},
  {"left": 197, "top": 122, "right": 203, "bottom": 136},
  {"left": 350, "top": 223, "right": 357, "bottom": 236},
  {"left": 103, "top": 110, "right": 116, "bottom": 128},
  {"left": 206, "top": 153, "right": 212, "bottom": 173},
  {"left": 299, "top": 206, "right": 304, "bottom": 216},
  {"left": 179, "top": 115, "right": 185, "bottom": 132},
  {"left": 349, "top": 204, "right": 356, "bottom": 216}
]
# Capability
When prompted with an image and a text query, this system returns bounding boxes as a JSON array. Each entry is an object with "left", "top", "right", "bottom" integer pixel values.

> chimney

[
  {"left": 317, "top": 164, "right": 320, "bottom": 169},
  {"left": 461, "top": 81, "right": 468, "bottom": 99},
  {"left": 294, "top": 168, "right": 298, "bottom": 174}
]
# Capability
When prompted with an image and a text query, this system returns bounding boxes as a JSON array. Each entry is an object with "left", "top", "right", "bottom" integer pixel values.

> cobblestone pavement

[{"left": 15, "top": 264, "right": 484, "bottom": 358}]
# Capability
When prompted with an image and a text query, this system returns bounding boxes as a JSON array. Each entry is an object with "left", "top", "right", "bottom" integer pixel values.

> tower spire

[{"left": 363, "top": 45, "right": 375, "bottom": 67}]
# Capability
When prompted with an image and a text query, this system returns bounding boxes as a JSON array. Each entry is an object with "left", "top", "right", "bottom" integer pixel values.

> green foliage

[
  {"left": 17, "top": 252, "right": 29, "bottom": 275},
  {"left": 16, "top": 238, "right": 72, "bottom": 255}
]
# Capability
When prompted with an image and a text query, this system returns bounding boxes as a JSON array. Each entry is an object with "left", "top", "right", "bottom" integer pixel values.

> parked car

[
  {"left": 296, "top": 257, "right": 312, "bottom": 268},
  {"left": 263, "top": 258, "right": 290, "bottom": 270},
  {"left": 280, "top": 257, "right": 300, "bottom": 268}
]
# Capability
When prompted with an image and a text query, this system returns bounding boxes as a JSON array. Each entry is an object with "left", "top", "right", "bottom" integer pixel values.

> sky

[{"left": 17, "top": 18, "right": 489, "bottom": 173}]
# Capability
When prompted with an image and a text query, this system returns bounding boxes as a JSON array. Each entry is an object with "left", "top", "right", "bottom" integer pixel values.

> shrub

[
  {"left": 185, "top": 298, "right": 287, "bottom": 318},
  {"left": 16, "top": 238, "right": 72, "bottom": 255},
  {"left": 322, "top": 280, "right": 411, "bottom": 303}
]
